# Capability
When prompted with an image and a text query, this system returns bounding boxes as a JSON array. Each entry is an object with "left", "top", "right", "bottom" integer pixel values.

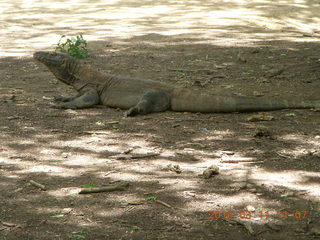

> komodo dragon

[{"left": 33, "top": 51, "right": 319, "bottom": 116}]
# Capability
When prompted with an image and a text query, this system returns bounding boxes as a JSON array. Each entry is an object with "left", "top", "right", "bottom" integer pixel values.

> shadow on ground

[{"left": 1, "top": 32, "right": 320, "bottom": 239}]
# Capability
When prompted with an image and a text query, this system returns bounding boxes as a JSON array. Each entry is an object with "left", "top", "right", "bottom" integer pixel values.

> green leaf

[
  {"left": 222, "top": 85, "right": 234, "bottom": 89},
  {"left": 68, "top": 234, "right": 86, "bottom": 239},
  {"left": 145, "top": 194, "right": 157, "bottom": 201},
  {"left": 280, "top": 194, "right": 288, "bottom": 198},
  {"left": 131, "top": 226, "right": 140, "bottom": 231},
  {"left": 95, "top": 121, "right": 104, "bottom": 126},
  {"left": 55, "top": 35, "right": 88, "bottom": 59},
  {"left": 285, "top": 113, "right": 296, "bottom": 117},
  {"left": 243, "top": 69, "right": 255, "bottom": 75}
]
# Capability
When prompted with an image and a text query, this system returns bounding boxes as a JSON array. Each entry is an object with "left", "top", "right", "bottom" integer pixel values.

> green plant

[
  {"left": 285, "top": 113, "right": 296, "bottom": 117},
  {"left": 131, "top": 226, "right": 140, "bottom": 231},
  {"left": 68, "top": 233, "right": 86, "bottom": 239},
  {"left": 95, "top": 121, "right": 104, "bottom": 126},
  {"left": 55, "top": 35, "right": 88, "bottom": 59},
  {"left": 145, "top": 194, "right": 157, "bottom": 201}
]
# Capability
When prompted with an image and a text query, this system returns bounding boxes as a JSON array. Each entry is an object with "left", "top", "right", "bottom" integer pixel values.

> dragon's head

[{"left": 33, "top": 51, "right": 77, "bottom": 85}]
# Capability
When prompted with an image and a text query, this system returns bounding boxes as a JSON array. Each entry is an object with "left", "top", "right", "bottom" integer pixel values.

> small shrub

[
  {"left": 55, "top": 35, "right": 88, "bottom": 59},
  {"left": 145, "top": 194, "right": 157, "bottom": 201}
]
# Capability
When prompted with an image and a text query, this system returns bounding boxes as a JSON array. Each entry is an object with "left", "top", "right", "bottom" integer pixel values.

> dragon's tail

[{"left": 171, "top": 88, "right": 317, "bottom": 113}]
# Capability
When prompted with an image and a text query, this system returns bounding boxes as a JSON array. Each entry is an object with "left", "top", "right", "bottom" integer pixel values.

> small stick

[
  {"left": 276, "top": 152, "right": 293, "bottom": 159},
  {"left": 104, "top": 171, "right": 117, "bottom": 176},
  {"left": 0, "top": 220, "right": 16, "bottom": 227},
  {"left": 124, "top": 206, "right": 136, "bottom": 213},
  {"left": 168, "top": 68, "right": 217, "bottom": 73},
  {"left": 79, "top": 182, "right": 129, "bottom": 194},
  {"left": 220, "top": 160, "right": 261, "bottom": 164},
  {"left": 29, "top": 180, "right": 46, "bottom": 191},
  {"left": 113, "top": 153, "right": 159, "bottom": 160},
  {"left": 155, "top": 200, "right": 173, "bottom": 208},
  {"left": 83, "top": 131, "right": 109, "bottom": 135},
  {"left": 105, "top": 121, "right": 119, "bottom": 124},
  {"left": 122, "top": 148, "right": 134, "bottom": 154},
  {"left": 131, "top": 153, "right": 159, "bottom": 159}
]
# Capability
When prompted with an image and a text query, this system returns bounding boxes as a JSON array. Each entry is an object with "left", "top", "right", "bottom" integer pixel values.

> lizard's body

[{"left": 33, "top": 51, "right": 319, "bottom": 116}]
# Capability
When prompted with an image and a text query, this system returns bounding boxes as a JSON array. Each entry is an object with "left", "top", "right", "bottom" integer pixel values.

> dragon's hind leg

[{"left": 124, "top": 90, "right": 171, "bottom": 117}]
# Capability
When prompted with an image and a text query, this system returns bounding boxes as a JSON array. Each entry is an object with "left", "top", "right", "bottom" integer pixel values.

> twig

[
  {"left": 122, "top": 148, "right": 134, "bottom": 154},
  {"left": 105, "top": 121, "right": 119, "bottom": 124},
  {"left": 155, "top": 200, "right": 173, "bottom": 208},
  {"left": 168, "top": 68, "right": 217, "bottom": 74},
  {"left": 131, "top": 153, "right": 160, "bottom": 159},
  {"left": 29, "top": 180, "right": 46, "bottom": 191},
  {"left": 104, "top": 171, "right": 117, "bottom": 177},
  {"left": 113, "top": 153, "right": 159, "bottom": 160},
  {"left": 124, "top": 206, "right": 136, "bottom": 213},
  {"left": 220, "top": 160, "right": 262, "bottom": 164},
  {"left": 276, "top": 152, "right": 293, "bottom": 159},
  {"left": 79, "top": 182, "right": 129, "bottom": 194},
  {"left": 0, "top": 220, "right": 17, "bottom": 227},
  {"left": 83, "top": 131, "right": 109, "bottom": 135}
]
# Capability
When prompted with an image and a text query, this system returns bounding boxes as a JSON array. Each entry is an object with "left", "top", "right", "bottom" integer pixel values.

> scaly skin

[{"left": 33, "top": 51, "right": 319, "bottom": 116}]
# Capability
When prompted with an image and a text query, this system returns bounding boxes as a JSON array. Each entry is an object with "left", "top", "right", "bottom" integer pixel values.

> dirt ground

[{"left": 1, "top": 1, "right": 320, "bottom": 240}]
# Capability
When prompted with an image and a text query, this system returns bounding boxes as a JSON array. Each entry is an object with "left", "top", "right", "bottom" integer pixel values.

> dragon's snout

[
  {"left": 33, "top": 51, "right": 54, "bottom": 59},
  {"left": 33, "top": 51, "right": 62, "bottom": 65},
  {"left": 33, "top": 51, "right": 73, "bottom": 64},
  {"left": 33, "top": 51, "right": 42, "bottom": 60}
]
